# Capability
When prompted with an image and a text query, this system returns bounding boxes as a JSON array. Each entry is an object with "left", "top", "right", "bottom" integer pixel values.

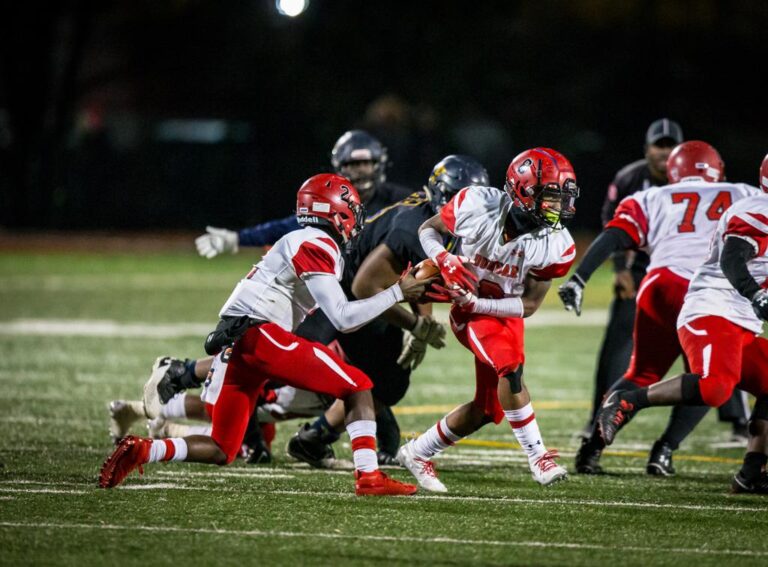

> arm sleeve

[
  {"left": 238, "top": 215, "right": 301, "bottom": 247},
  {"left": 419, "top": 226, "right": 447, "bottom": 260},
  {"left": 721, "top": 235, "right": 760, "bottom": 299},
  {"left": 305, "top": 274, "right": 404, "bottom": 333},
  {"left": 574, "top": 227, "right": 636, "bottom": 284},
  {"left": 471, "top": 296, "right": 524, "bottom": 318}
]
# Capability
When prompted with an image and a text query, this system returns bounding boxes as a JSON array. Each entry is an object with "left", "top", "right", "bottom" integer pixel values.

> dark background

[{"left": 1, "top": 0, "right": 766, "bottom": 233}]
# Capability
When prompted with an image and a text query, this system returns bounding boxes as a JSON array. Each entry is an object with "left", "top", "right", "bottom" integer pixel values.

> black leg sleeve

[
  {"left": 375, "top": 405, "right": 401, "bottom": 458},
  {"left": 717, "top": 390, "right": 750, "bottom": 423},
  {"left": 658, "top": 405, "right": 710, "bottom": 450}
]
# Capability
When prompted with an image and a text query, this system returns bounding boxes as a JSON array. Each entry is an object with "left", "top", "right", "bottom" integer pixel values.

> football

[{"left": 414, "top": 258, "right": 441, "bottom": 281}]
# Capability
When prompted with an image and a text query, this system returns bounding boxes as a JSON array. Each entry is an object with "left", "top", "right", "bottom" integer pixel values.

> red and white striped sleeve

[
  {"left": 529, "top": 241, "right": 576, "bottom": 280},
  {"left": 292, "top": 237, "right": 339, "bottom": 278},
  {"left": 724, "top": 211, "right": 768, "bottom": 256},
  {"left": 605, "top": 196, "right": 650, "bottom": 247},
  {"left": 439, "top": 188, "right": 470, "bottom": 234}
]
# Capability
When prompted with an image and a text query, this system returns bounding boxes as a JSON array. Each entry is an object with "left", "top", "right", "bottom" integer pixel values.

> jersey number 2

[{"left": 671, "top": 191, "right": 732, "bottom": 233}]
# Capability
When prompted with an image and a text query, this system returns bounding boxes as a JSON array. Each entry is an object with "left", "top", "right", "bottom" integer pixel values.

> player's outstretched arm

[
  {"left": 720, "top": 236, "right": 768, "bottom": 320},
  {"left": 306, "top": 273, "right": 426, "bottom": 334},
  {"left": 558, "top": 227, "right": 635, "bottom": 315},
  {"left": 195, "top": 215, "right": 301, "bottom": 258}
]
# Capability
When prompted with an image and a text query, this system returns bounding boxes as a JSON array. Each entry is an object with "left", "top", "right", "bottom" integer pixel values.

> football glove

[
  {"left": 427, "top": 283, "right": 477, "bottom": 312},
  {"left": 435, "top": 251, "right": 477, "bottom": 292},
  {"left": 411, "top": 315, "right": 446, "bottom": 349},
  {"left": 195, "top": 226, "right": 239, "bottom": 259},
  {"left": 397, "top": 332, "right": 428, "bottom": 370},
  {"left": 558, "top": 274, "right": 585, "bottom": 316},
  {"left": 752, "top": 289, "right": 768, "bottom": 321}
]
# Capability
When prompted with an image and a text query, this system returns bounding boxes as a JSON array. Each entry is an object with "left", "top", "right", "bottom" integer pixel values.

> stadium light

[{"left": 275, "top": 0, "right": 309, "bottom": 17}]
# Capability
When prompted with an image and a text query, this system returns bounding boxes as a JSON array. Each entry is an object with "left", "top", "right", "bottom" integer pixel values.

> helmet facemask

[{"left": 332, "top": 187, "right": 366, "bottom": 243}]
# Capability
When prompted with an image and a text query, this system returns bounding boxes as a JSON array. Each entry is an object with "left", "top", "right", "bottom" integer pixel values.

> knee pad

[{"left": 502, "top": 365, "right": 524, "bottom": 394}]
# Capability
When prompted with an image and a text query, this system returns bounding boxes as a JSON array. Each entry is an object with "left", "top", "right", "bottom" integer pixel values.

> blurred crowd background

[{"left": 1, "top": 0, "right": 766, "bottom": 233}]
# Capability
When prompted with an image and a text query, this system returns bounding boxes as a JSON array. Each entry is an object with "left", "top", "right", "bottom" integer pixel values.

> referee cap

[{"left": 646, "top": 118, "right": 683, "bottom": 145}]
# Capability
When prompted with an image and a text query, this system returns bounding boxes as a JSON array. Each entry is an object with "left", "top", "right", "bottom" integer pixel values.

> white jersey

[
  {"left": 440, "top": 186, "right": 575, "bottom": 299},
  {"left": 219, "top": 226, "right": 342, "bottom": 332},
  {"left": 679, "top": 194, "right": 768, "bottom": 335},
  {"left": 606, "top": 179, "right": 760, "bottom": 280}
]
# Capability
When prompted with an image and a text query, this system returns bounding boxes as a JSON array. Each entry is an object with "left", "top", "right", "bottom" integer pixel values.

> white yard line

[
  {"left": 0, "top": 311, "right": 608, "bottom": 338},
  {"left": 0, "top": 480, "right": 761, "bottom": 514},
  {"left": 0, "top": 520, "right": 764, "bottom": 558}
]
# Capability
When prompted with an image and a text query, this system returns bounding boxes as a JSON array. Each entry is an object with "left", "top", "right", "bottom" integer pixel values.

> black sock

[
  {"left": 310, "top": 415, "right": 340, "bottom": 444},
  {"left": 622, "top": 388, "right": 650, "bottom": 410},
  {"left": 740, "top": 452, "right": 768, "bottom": 481},
  {"left": 659, "top": 405, "right": 710, "bottom": 450},
  {"left": 180, "top": 359, "right": 203, "bottom": 388}
]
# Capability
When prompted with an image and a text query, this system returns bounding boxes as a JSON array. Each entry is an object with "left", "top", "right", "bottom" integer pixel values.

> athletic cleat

[
  {"left": 731, "top": 471, "right": 768, "bottom": 494},
  {"left": 98, "top": 435, "right": 151, "bottom": 488},
  {"left": 143, "top": 356, "right": 174, "bottom": 419},
  {"left": 287, "top": 423, "right": 336, "bottom": 468},
  {"left": 596, "top": 391, "right": 634, "bottom": 446},
  {"left": 531, "top": 450, "right": 568, "bottom": 486},
  {"left": 575, "top": 438, "right": 604, "bottom": 475},
  {"left": 396, "top": 440, "right": 447, "bottom": 492},
  {"left": 147, "top": 417, "right": 168, "bottom": 439},
  {"left": 108, "top": 400, "right": 146, "bottom": 444},
  {"left": 646, "top": 440, "right": 676, "bottom": 476},
  {"left": 354, "top": 470, "right": 417, "bottom": 496}
]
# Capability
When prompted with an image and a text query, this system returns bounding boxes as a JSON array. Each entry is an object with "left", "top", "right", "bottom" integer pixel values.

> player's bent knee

[{"left": 699, "top": 379, "right": 735, "bottom": 409}]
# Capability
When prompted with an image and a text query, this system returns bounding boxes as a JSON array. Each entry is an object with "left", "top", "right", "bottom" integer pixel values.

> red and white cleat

[
  {"left": 530, "top": 449, "right": 568, "bottom": 486},
  {"left": 396, "top": 440, "right": 447, "bottom": 493},
  {"left": 354, "top": 470, "right": 418, "bottom": 496},
  {"left": 98, "top": 435, "right": 151, "bottom": 488}
]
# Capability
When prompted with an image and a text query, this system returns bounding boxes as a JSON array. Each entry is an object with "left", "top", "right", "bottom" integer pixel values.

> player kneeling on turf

[{"left": 98, "top": 174, "right": 430, "bottom": 496}]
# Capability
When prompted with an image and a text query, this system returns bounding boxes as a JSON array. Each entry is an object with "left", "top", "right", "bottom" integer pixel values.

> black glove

[
  {"left": 204, "top": 315, "right": 254, "bottom": 355},
  {"left": 752, "top": 289, "right": 768, "bottom": 321},
  {"left": 156, "top": 358, "right": 202, "bottom": 404}
]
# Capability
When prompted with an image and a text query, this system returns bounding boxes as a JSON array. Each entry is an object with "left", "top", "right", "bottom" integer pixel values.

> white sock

[
  {"left": 160, "top": 393, "right": 187, "bottom": 419},
  {"left": 146, "top": 438, "right": 188, "bottom": 463},
  {"left": 412, "top": 417, "right": 462, "bottom": 460},
  {"left": 165, "top": 422, "right": 212, "bottom": 437},
  {"left": 504, "top": 403, "right": 546, "bottom": 461},
  {"left": 346, "top": 420, "right": 378, "bottom": 473}
]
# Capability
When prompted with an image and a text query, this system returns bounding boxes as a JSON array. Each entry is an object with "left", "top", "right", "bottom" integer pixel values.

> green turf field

[{"left": 0, "top": 249, "right": 765, "bottom": 566}]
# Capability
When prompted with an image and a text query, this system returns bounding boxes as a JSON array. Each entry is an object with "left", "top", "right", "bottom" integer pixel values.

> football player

[
  {"left": 109, "top": 129, "right": 416, "bottom": 456},
  {"left": 397, "top": 148, "right": 579, "bottom": 491},
  {"left": 287, "top": 155, "right": 490, "bottom": 466},
  {"left": 99, "top": 174, "right": 427, "bottom": 496},
  {"left": 559, "top": 141, "right": 762, "bottom": 475}
]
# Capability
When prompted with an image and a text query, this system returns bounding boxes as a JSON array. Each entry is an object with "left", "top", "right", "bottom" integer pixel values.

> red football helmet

[
  {"left": 504, "top": 147, "right": 579, "bottom": 228},
  {"left": 296, "top": 174, "right": 365, "bottom": 242},
  {"left": 760, "top": 153, "right": 768, "bottom": 193},
  {"left": 666, "top": 141, "right": 725, "bottom": 183}
]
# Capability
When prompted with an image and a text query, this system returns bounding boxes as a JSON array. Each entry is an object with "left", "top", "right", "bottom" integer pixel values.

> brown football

[{"left": 414, "top": 258, "right": 440, "bottom": 280}]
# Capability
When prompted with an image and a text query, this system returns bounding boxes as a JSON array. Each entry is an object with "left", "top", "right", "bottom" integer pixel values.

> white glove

[
  {"left": 195, "top": 226, "right": 239, "bottom": 259},
  {"left": 411, "top": 315, "right": 447, "bottom": 349},
  {"left": 397, "top": 332, "right": 428, "bottom": 370}
]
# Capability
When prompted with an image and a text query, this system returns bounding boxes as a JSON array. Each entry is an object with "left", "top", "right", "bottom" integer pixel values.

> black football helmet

[
  {"left": 425, "top": 155, "right": 489, "bottom": 212},
  {"left": 330, "top": 130, "right": 388, "bottom": 200}
]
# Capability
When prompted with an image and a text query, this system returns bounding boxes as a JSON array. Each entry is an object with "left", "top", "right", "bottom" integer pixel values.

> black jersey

[
  {"left": 363, "top": 181, "right": 415, "bottom": 218},
  {"left": 343, "top": 192, "right": 436, "bottom": 289},
  {"left": 601, "top": 159, "right": 665, "bottom": 275}
]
